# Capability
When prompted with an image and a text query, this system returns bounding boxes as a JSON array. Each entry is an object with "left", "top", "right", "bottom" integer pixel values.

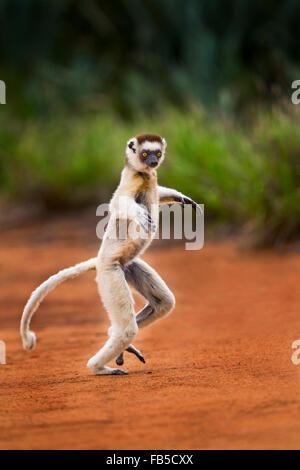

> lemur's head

[{"left": 126, "top": 133, "right": 167, "bottom": 173}]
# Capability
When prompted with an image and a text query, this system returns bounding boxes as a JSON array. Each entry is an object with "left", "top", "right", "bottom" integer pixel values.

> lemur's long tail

[{"left": 20, "top": 257, "right": 97, "bottom": 351}]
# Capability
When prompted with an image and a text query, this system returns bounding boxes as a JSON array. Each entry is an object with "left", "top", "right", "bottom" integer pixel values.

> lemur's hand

[
  {"left": 135, "top": 205, "right": 156, "bottom": 234},
  {"left": 180, "top": 196, "right": 202, "bottom": 215},
  {"left": 116, "top": 199, "right": 156, "bottom": 234}
]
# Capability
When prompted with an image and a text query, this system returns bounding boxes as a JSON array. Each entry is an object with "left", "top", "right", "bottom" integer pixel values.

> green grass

[{"left": 0, "top": 108, "right": 299, "bottom": 246}]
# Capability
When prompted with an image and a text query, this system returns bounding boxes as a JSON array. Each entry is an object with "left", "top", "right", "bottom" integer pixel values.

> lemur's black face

[
  {"left": 139, "top": 148, "right": 162, "bottom": 168},
  {"left": 126, "top": 133, "right": 167, "bottom": 173}
]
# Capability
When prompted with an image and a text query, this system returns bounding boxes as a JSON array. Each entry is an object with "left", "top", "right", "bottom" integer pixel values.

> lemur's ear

[
  {"left": 162, "top": 137, "right": 167, "bottom": 152},
  {"left": 127, "top": 137, "right": 137, "bottom": 154}
]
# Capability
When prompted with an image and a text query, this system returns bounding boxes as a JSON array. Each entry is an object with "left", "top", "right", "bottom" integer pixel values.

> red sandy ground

[{"left": 0, "top": 219, "right": 300, "bottom": 449}]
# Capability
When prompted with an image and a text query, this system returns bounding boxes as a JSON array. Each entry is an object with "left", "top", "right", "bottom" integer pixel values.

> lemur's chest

[
  {"left": 133, "top": 171, "right": 158, "bottom": 212},
  {"left": 135, "top": 187, "right": 158, "bottom": 211}
]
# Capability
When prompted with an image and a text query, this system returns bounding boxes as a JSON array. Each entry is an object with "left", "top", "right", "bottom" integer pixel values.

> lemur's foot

[
  {"left": 116, "top": 344, "right": 145, "bottom": 366},
  {"left": 111, "top": 368, "right": 128, "bottom": 375},
  {"left": 95, "top": 366, "right": 128, "bottom": 375},
  {"left": 87, "top": 362, "right": 128, "bottom": 375}
]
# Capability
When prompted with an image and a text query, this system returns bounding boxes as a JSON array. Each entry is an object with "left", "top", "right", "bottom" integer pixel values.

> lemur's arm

[
  {"left": 110, "top": 194, "right": 155, "bottom": 232},
  {"left": 158, "top": 186, "right": 202, "bottom": 214}
]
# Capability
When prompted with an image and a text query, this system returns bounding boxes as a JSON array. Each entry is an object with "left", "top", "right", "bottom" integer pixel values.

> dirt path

[{"left": 0, "top": 221, "right": 300, "bottom": 449}]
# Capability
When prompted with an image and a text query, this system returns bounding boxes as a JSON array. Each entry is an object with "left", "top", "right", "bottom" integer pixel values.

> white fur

[
  {"left": 20, "top": 258, "right": 97, "bottom": 350},
  {"left": 20, "top": 134, "right": 199, "bottom": 376},
  {"left": 140, "top": 140, "right": 160, "bottom": 151},
  {"left": 158, "top": 185, "right": 183, "bottom": 202}
]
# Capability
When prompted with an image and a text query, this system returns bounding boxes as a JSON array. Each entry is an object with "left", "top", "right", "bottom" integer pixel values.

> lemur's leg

[
  {"left": 116, "top": 258, "right": 175, "bottom": 365},
  {"left": 125, "top": 258, "right": 175, "bottom": 328},
  {"left": 87, "top": 248, "right": 138, "bottom": 376}
]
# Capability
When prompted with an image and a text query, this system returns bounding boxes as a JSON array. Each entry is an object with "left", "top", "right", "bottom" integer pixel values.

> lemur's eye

[
  {"left": 157, "top": 152, "right": 162, "bottom": 158},
  {"left": 142, "top": 152, "right": 147, "bottom": 158}
]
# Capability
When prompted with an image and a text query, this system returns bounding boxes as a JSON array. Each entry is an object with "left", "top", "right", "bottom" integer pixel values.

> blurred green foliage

[
  {"left": 0, "top": 108, "right": 299, "bottom": 245},
  {"left": 0, "top": 0, "right": 299, "bottom": 245},
  {"left": 1, "top": 0, "right": 300, "bottom": 115}
]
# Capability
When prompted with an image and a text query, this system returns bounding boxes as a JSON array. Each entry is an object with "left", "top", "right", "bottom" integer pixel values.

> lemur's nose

[{"left": 146, "top": 155, "right": 158, "bottom": 167}]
